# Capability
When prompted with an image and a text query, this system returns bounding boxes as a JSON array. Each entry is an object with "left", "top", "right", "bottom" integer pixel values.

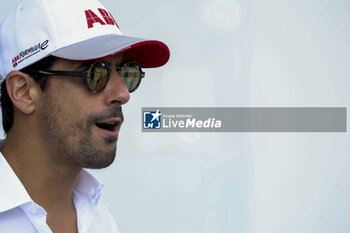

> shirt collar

[
  {"left": 0, "top": 139, "right": 104, "bottom": 212},
  {"left": 0, "top": 150, "right": 32, "bottom": 213},
  {"left": 74, "top": 169, "right": 104, "bottom": 206}
]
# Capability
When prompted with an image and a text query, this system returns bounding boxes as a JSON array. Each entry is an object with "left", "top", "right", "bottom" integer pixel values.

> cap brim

[{"left": 51, "top": 34, "right": 170, "bottom": 68}]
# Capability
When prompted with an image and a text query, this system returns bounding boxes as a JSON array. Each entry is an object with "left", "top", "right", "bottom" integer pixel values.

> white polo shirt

[{"left": 0, "top": 151, "right": 120, "bottom": 233}]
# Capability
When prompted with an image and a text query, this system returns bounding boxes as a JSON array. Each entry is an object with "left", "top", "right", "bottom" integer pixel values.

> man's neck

[{"left": 0, "top": 131, "right": 81, "bottom": 215}]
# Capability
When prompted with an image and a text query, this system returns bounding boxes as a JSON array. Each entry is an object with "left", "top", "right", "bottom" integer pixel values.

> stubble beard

[{"left": 39, "top": 93, "right": 123, "bottom": 169}]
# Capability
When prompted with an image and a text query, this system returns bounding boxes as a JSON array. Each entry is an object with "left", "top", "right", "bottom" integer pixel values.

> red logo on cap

[
  {"left": 12, "top": 55, "right": 20, "bottom": 64},
  {"left": 85, "top": 8, "right": 120, "bottom": 29}
]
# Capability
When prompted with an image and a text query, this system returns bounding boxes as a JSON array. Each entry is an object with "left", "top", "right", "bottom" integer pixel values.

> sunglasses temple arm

[{"left": 38, "top": 70, "right": 87, "bottom": 78}]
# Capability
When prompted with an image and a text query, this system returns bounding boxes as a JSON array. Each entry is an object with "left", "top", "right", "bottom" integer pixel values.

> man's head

[
  {"left": 36, "top": 53, "right": 129, "bottom": 169},
  {"left": 0, "top": 0, "right": 169, "bottom": 168}
]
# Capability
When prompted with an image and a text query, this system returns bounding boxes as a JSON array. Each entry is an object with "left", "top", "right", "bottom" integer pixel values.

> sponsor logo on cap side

[{"left": 12, "top": 40, "right": 49, "bottom": 68}]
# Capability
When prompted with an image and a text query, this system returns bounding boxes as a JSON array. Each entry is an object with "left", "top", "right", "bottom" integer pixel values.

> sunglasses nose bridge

[{"left": 104, "top": 68, "right": 130, "bottom": 105}]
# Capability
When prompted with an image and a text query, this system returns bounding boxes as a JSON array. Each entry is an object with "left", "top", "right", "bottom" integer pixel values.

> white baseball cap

[{"left": 0, "top": 0, "right": 170, "bottom": 82}]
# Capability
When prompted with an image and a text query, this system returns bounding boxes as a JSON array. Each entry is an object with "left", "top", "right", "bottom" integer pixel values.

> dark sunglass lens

[
  {"left": 119, "top": 63, "right": 143, "bottom": 92},
  {"left": 86, "top": 62, "right": 109, "bottom": 92}
]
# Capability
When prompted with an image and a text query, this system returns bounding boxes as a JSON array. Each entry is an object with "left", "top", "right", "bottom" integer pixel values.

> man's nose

[{"left": 103, "top": 70, "right": 130, "bottom": 106}]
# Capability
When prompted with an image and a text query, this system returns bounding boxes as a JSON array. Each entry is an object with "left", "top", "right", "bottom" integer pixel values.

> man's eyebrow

[
  {"left": 74, "top": 61, "right": 91, "bottom": 70},
  {"left": 73, "top": 58, "right": 125, "bottom": 70},
  {"left": 101, "top": 58, "right": 124, "bottom": 67}
]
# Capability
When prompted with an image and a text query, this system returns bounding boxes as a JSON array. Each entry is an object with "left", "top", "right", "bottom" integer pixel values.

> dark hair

[{"left": 0, "top": 56, "right": 58, "bottom": 133}]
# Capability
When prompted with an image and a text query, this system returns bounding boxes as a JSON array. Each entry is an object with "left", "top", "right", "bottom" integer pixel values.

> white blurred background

[{"left": 1, "top": 0, "right": 350, "bottom": 233}]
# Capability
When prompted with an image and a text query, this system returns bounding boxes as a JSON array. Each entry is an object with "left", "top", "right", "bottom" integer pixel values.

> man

[{"left": 0, "top": 0, "right": 169, "bottom": 232}]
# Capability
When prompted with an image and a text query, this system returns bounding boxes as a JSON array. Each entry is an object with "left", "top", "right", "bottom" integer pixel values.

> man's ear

[{"left": 5, "top": 71, "right": 40, "bottom": 114}]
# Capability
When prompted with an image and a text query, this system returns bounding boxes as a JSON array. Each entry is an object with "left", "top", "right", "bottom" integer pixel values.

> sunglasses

[{"left": 38, "top": 60, "right": 145, "bottom": 93}]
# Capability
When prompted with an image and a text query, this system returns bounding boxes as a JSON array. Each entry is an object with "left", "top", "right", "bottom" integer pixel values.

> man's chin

[
  {"left": 103, "top": 136, "right": 118, "bottom": 144},
  {"left": 73, "top": 149, "right": 117, "bottom": 169}
]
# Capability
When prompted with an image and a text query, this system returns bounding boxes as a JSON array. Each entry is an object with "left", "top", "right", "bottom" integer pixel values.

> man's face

[{"left": 37, "top": 53, "right": 130, "bottom": 169}]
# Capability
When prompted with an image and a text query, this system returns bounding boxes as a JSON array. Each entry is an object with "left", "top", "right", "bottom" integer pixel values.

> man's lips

[{"left": 95, "top": 118, "right": 122, "bottom": 137}]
